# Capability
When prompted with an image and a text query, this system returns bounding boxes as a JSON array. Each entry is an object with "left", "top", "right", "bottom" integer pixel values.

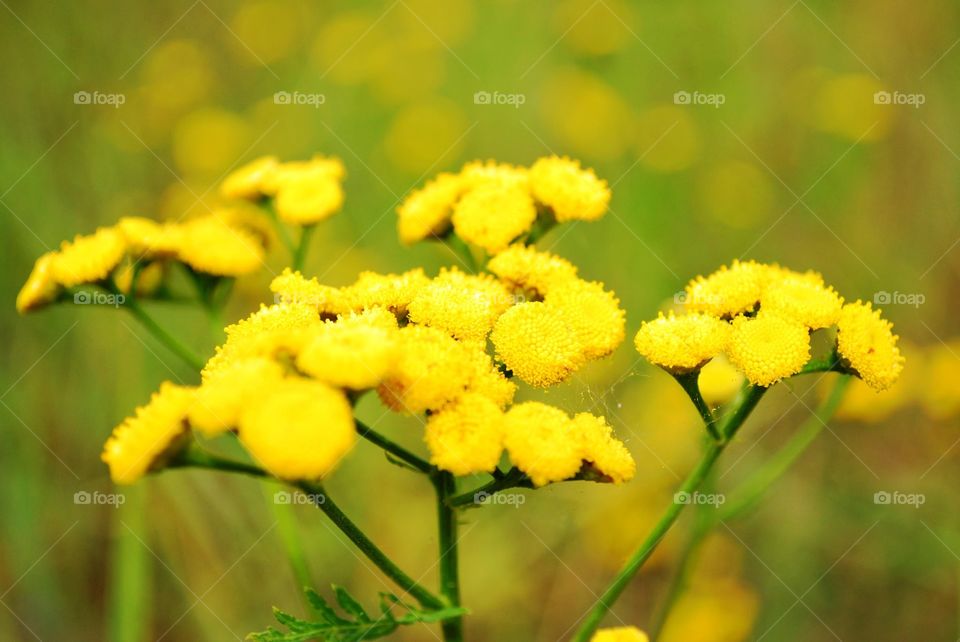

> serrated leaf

[
  {"left": 333, "top": 586, "right": 372, "bottom": 623},
  {"left": 306, "top": 588, "right": 349, "bottom": 625}
]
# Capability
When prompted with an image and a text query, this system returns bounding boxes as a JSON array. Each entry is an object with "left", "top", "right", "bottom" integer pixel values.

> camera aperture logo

[
  {"left": 274, "top": 91, "right": 326, "bottom": 108},
  {"left": 74, "top": 90, "right": 126, "bottom": 108},
  {"left": 873, "top": 90, "right": 925, "bottom": 108},
  {"left": 274, "top": 490, "right": 326, "bottom": 505},
  {"left": 74, "top": 290, "right": 125, "bottom": 307},
  {"left": 674, "top": 491, "right": 725, "bottom": 507},
  {"left": 74, "top": 490, "right": 125, "bottom": 507},
  {"left": 473, "top": 90, "right": 526, "bottom": 108},
  {"left": 673, "top": 90, "right": 725, "bottom": 108},
  {"left": 873, "top": 291, "right": 924, "bottom": 308},
  {"left": 874, "top": 491, "right": 924, "bottom": 508},
  {"left": 474, "top": 491, "right": 525, "bottom": 508}
]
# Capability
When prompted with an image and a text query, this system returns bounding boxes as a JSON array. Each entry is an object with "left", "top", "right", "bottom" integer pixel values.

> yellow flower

[
  {"left": 176, "top": 215, "right": 265, "bottom": 276},
  {"left": 684, "top": 260, "right": 771, "bottom": 318},
  {"left": 545, "top": 279, "right": 625, "bottom": 359},
  {"left": 528, "top": 155, "right": 610, "bottom": 222},
  {"left": 407, "top": 268, "right": 515, "bottom": 342},
  {"left": 274, "top": 170, "right": 345, "bottom": 225},
  {"left": 460, "top": 159, "right": 529, "bottom": 190},
  {"left": 378, "top": 325, "right": 475, "bottom": 413},
  {"left": 451, "top": 180, "right": 537, "bottom": 254},
  {"left": 297, "top": 313, "right": 399, "bottom": 389},
  {"left": 344, "top": 268, "right": 430, "bottom": 315},
  {"left": 220, "top": 155, "right": 279, "bottom": 200},
  {"left": 425, "top": 393, "right": 504, "bottom": 476},
  {"left": 114, "top": 261, "right": 165, "bottom": 296},
  {"left": 727, "top": 313, "right": 811, "bottom": 386},
  {"left": 239, "top": 378, "right": 356, "bottom": 480},
  {"left": 397, "top": 172, "right": 462, "bottom": 244},
  {"left": 16, "top": 252, "right": 60, "bottom": 313},
  {"left": 697, "top": 355, "right": 744, "bottom": 407},
  {"left": 486, "top": 244, "right": 579, "bottom": 298},
  {"left": 590, "top": 627, "right": 649, "bottom": 642},
  {"left": 188, "top": 358, "right": 286, "bottom": 436},
  {"left": 52, "top": 227, "right": 126, "bottom": 288},
  {"left": 116, "top": 216, "right": 181, "bottom": 258},
  {"left": 101, "top": 382, "right": 195, "bottom": 485},
  {"left": 502, "top": 402, "right": 583, "bottom": 487},
  {"left": 634, "top": 312, "right": 731, "bottom": 372},
  {"left": 463, "top": 346, "right": 517, "bottom": 408},
  {"left": 261, "top": 156, "right": 346, "bottom": 194},
  {"left": 762, "top": 276, "right": 843, "bottom": 329},
  {"left": 270, "top": 268, "right": 347, "bottom": 316},
  {"left": 836, "top": 301, "right": 905, "bottom": 391},
  {"left": 572, "top": 413, "right": 635, "bottom": 483},
  {"left": 491, "top": 302, "right": 584, "bottom": 387}
]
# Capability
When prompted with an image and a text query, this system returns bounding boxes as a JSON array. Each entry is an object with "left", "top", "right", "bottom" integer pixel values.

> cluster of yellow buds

[{"left": 635, "top": 260, "right": 905, "bottom": 390}]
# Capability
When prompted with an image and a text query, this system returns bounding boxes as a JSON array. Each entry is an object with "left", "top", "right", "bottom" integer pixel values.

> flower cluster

[
  {"left": 635, "top": 260, "right": 905, "bottom": 390},
  {"left": 590, "top": 628, "right": 649, "bottom": 642}
]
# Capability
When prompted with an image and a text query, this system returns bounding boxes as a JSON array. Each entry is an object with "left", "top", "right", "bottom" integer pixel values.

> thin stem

[
  {"left": 123, "top": 297, "right": 204, "bottom": 371},
  {"left": 674, "top": 371, "right": 720, "bottom": 441},
  {"left": 293, "top": 224, "right": 316, "bottom": 271},
  {"left": 571, "top": 385, "right": 767, "bottom": 642},
  {"left": 169, "top": 447, "right": 445, "bottom": 610},
  {"left": 264, "top": 200, "right": 297, "bottom": 257},
  {"left": 261, "top": 481, "right": 317, "bottom": 614},
  {"left": 444, "top": 234, "right": 479, "bottom": 274},
  {"left": 433, "top": 472, "right": 463, "bottom": 641},
  {"left": 357, "top": 420, "right": 434, "bottom": 474}
]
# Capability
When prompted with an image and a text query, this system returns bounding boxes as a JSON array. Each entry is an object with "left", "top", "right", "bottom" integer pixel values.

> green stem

[
  {"left": 264, "top": 200, "right": 297, "bottom": 257},
  {"left": 447, "top": 468, "right": 531, "bottom": 508},
  {"left": 357, "top": 421, "right": 434, "bottom": 474},
  {"left": 571, "top": 385, "right": 766, "bottom": 642},
  {"left": 262, "top": 481, "right": 317, "bottom": 614},
  {"left": 169, "top": 447, "right": 445, "bottom": 610},
  {"left": 106, "top": 484, "right": 151, "bottom": 642},
  {"left": 433, "top": 472, "right": 463, "bottom": 641},
  {"left": 674, "top": 371, "right": 720, "bottom": 441},
  {"left": 292, "top": 224, "right": 316, "bottom": 271},
  {"left": 123, "top": 297, "right": 205, "bottom": 371},
  {"left": 444, "top": 234, "right": 479, "bottom": 274}
]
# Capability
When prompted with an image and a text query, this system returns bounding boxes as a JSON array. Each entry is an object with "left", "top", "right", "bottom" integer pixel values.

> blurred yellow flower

[
  {"left": 698, "top": 355, "right": 744, "bottom": 407},
  {"left": 116, "top": 216, "right": 181, "bottom": 259},
  {"left": 176, "top": 215, "right": 265, "bottom": 276},
  {"left": 16, "top": 252, "right": 59, "bottom": 313},
  {"left": 634, "top": 312, "right": 731, "bottom": 373},
  {"left": 837, "top": 301, "right": 905, "bottom": 391},
  {"left": 918, "top": 342, "right": 960, "bottom": 420},
  {"left": 590, "top": 626, "right": 649, "bottom": 642},
  {"left": 171, "top": 108, "right": 251, "bottom": 176},
  {"left": 188, "top": 358, "right": 285, "bottom": 436},
  {"left": 425, "top": 393, "right": 504, "bottom": 476},
  {"left": 296, "top": 313, "right": 399, "bottom": 390},
  {"left": 814, "top": 73, "right": 891, "bottom": 142},
  {"left": 51, "top": 226, "right": 127, "bottom": 289},
  {"left": 727, "top": 313, "right": 811, "bottom": 387},
  {"left": 397, "top": 172, "right": 462, "bottom": 244},
  {"left": 220, "top": 155, "right": 280, "bottom": 200}
]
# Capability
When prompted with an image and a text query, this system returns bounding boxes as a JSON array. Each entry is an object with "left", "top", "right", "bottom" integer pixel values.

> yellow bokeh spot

[
  {"left": 384, "top": 99, "right": 469, "bottom": 174},
  {"left": 229, "top": 0, "right": 306, "bottom": 64},
  {"left": 394, "top": 0, "right": 475, "bottom": 46},
  {"left": 553, "top": 0, "right": 635, "bottom": 57},
  {"left": 310, "top": 11, "right": 386, "bottom": 85},
  {"left": 635, "top": 105, "right": 700, "bottom": 172},
  {"left": 700, "top": 161, "right": 774, "bottom": 228},
  {"left": 172, "top": 108, "right": 252, "bottom": 176},
  {"left": 814, "top": 73, "right": 892, "bottom": 142}
]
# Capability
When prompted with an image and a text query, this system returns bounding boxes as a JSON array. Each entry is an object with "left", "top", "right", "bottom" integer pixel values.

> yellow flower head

[
  {"left": 528, "top": 155, "right": 610, "bottom": 222},
  {"left": 52, "top": 226, "right": 126, "bottom": 288},
  {"left": 407, "top": 268, "right": 515, "bottom": 342},
  {"left": 274, "top": 170, "right": 345, "bottom": 225},
  {"left": 697, "top": 355, "right": 744, "bottom": 407},
  {"left": 297, "top": 312, "right": 399, "bottom": 390},
  {"left": 397, "top": 172, "right": 462, "bottom": 244},
  {"left": 684, "top": 260, "right": 771, "bottom": 318},
  {"left": 463, "top": 346, "right": 517, "bottom": 409},
  {"left": 727, "top": 313, "right": 811, "bottom": 386},
  {"left": 116, "top": 216, "right": 181, "bottom": 259},
  {"left": 270, "top": 268, "right": 347, "bottom": 316},
  {"left": 486, "top": 244, "right": 579, "bottom": 298},
  {"left": 220, "top": 155, "right": 279, "bottom": 200},
  {"left": 188, "top": 358, "right": 285, "bottom": 436},
  {"left": 634, "top": 312, "right": 731, "bottom": 372},
  {"left": 17, "top": 252, "right": 60, "bottom": 313},
  {"left": 261, "top": 155, "right": 346, "bottom": 195},
  {"left": 571, "top": 413, "right": 635, "bottom": 484},
  {"left": 344, "top": 268, "right": 430, "bottom": 316},
  {"left": 545, "top": 279, "right": 625, "bottom": 359},
  {"left": 761, "top": 276, "right": 843, "bottom": 329},
  {"left": 425, "top": 393, "right": 505, "bottom": 476},
  {"left": 836, "top": 301, "right": 905, "bottom": 391},
  {"left": 491, "top": 301, "right": 585, "bottom": 387},
  {"left": 460, "top": 160, "right": 529, "bottom": 190},
  {"left": 177, "top": 215, "right": 265, "bottom": 276},
  {"left": 451, "top": 180, "right": 537, "bottom": 254},
  {"left": 101, "top": 382, "right": 195, "bottom": 485},
  {"left": 502, "top": 402, "right": 583, "bottom": 487},
  {"left": 590, "top": 627, "right": 650, "bottom": 642},
  {"left": 239, "top": 378, "right": 356, "bottom": 480},
  {"left": 378, "top": 325, "right": 475, "bottom": 413}
]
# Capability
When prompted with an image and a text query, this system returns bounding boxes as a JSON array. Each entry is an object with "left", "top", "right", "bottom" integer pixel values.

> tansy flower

[
  {"left": 261, "top": 156, "right": 346, "bottom": 195},
  {"left": 116, "top": 216, "right": 181, "bottom": 258},
  {"left": 296, "top": 313, "right": 399, "bottom": 389},
  {"left": 177, "top": 215, "right": 265, "bottom": 276},
  {"left": 463, "top": 346, "right": 517, "bottom": 408},
  {"left": 101, "top": 382, "right": 195, "bottom": 485},
  {"left": 590, "top": 627, "right": 650, "bottom": 642},
  {"left": 16, "top": 252, "right": 60, "bottom": 313},
  {"left": 397, "top": 172, "right": 462, "bottom": 244},
  {"left": 571, "top": 413, "right": 635, "bottom": 484},
  {"left": 491, "top": 302, "right": 585, "bottom": 387},
  {"left": 344, "top": 269, "right": 430, "bottom": 316},
  {"left": 52, "top": 226, "right": 126, "bottom": 288},
  {"left": 697, "top": 355, "right": 744, "bottom": 407},
  {"left": 219, "top": 155, "right": 279, "bottom": 200},
  {"left": 424, "top": 394, "right": 505, "bottom": 476},
  {"left": 274, "top": 170, "right": 345, "bottom": 224},
  {"left": 270, "top": 268, "right": 347, "bottom": 315},
  {"left": 239, "top": 378, "right": 356, "bottom": 480},
  {"left": 528, "top": 155, "right": 610, "bottom": 222},
  {"left": 451, "top": 180, "right": 537, "bottom": 254},
  {"left": 634, "top": 312, "right": 731, "bottom": 373},
  {"left": 114, "top": 261, "right": 165, "bottom": 296},
  {"left": 502, "top": 402, "right": 583, "bottom": 486},
  {"left": 459, "top": 159, "right": 529, "bottom": 190},
  {"left": 836, "top": 301, "right": 905, "bottom": 391},
  {"left": 727, "top": 313, "right": 811, "bottom": 386},
  {"left": 684, "top": 260, "right": 771, "bottom": 318},
  {"left": 486, "top": 244, "right": 579, "bottom": 298},
  {"left": 546, "top": 279, "right": 625, "bottom": 359},
  {"left": 188, "top": 358, "right": 285, "bottom": 436},
  {"left": 407, "top": 268, "right": 515, "bottom": 342},
  {"left": 761, "top": 276, "right": 843, "bottom": 329}
]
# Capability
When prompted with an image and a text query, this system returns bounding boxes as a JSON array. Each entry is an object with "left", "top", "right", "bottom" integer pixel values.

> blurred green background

[{"left": 2, "top": 0, "right": 959, "bottom": 640}]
